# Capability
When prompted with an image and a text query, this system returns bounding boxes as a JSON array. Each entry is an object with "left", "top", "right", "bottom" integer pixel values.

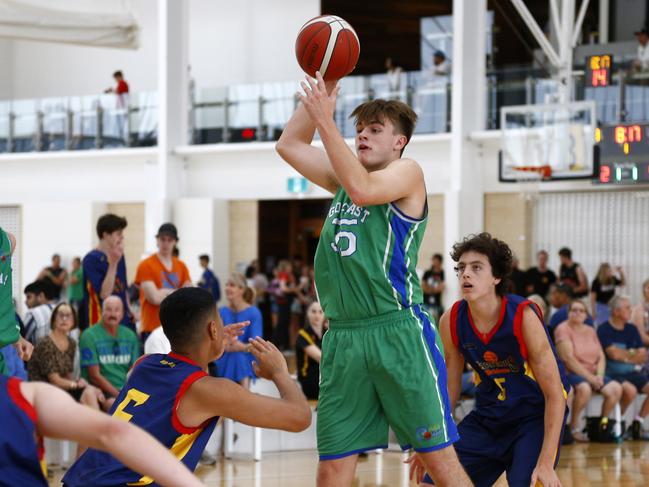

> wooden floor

[{"left": 49, "top": 441, "right": 649, "bottom": 486}]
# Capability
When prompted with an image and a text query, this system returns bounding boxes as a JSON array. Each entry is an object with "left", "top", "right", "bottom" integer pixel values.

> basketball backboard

[{"left": 499, "top": 101, "right": 597, "bottom": 182}]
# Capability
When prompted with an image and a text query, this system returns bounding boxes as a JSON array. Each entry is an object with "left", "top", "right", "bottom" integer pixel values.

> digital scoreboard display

[
  {"left": 587, "top": 54, "right": 612, "bottom": 87},
  {"left": 595, "top": 123, "right": 649, "bottom": 184}
]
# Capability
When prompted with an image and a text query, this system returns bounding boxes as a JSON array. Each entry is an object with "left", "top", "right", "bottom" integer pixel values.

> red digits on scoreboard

[{"left": 599, "top": 165, "right": 611, "bottom": 183}]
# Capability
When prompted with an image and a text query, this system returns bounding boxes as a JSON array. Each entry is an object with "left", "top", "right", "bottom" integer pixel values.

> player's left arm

[
  {"left": 299, "top": 72, "right": 425, "bottom": 209},
  {"left": 23, "top": 382, "right": 205, "bottom": 487},
  {"left": 522, "top": 307, "right": 565, "bottom": 487}
]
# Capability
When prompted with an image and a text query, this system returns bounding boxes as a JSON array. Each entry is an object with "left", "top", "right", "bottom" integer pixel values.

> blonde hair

[
  {"left": 596, "top": 263, "right": 613, "bottom": 285},
  {"left": 229, "top": 273, "right": 255, "bottom": 305}
]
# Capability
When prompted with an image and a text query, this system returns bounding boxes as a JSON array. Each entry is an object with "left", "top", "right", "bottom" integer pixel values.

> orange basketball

[{"left": 295, "top": 15, "right": 360, "bottom": 81}]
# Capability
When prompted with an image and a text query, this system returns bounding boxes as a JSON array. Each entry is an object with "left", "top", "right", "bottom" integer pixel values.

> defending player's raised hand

[
  {"left": 297, "top": 71, "right": 340, "bottom": 126},
  {"left": 223, "top": 320, "right": 249, "bottom": 342},
  {"left": 249, "top": 337, "right": 289, "bottom": 380}
]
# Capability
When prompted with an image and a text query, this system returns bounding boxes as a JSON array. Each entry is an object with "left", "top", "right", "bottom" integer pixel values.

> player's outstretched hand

[
  {"left": 297, "top": 71, "right": 340, "bottom": 126},
  {"left": 405, "top": 453, "right": 427, "bottom": 485},
  {"left": 530, "top": 463, "right": 562, "bottom": 487},
  {"left": 224, "top": 321, "right": 249, "bottom": 342},
  {"left": 249, "top": 337, "right": 288, "bottom": 380}
]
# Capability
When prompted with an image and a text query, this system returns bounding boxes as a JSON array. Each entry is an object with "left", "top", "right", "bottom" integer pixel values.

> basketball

[{"left": 295, "top": 15, "right": 360, "bottom": 81}]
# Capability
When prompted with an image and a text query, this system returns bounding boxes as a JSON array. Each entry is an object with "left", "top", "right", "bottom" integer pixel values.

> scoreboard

[
  {"left": 586, "top": 54, "right": 612, "bottom": 87},
  {"left": 595, "top": 123, "right": 649, "bottom": 184}
]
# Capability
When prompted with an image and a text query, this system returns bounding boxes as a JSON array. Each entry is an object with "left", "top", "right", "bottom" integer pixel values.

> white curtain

[
  {"left": 0, "top": 0, "right": 139, "bottom": 49},
  {"left": 533, "top": 191, "right": 649, "bottom": 306}
]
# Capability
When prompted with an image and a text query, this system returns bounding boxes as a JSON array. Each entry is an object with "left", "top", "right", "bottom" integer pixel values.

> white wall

[
  {"left": 173, "top": 198, "right": 229, "bottom": 303},
  {"left": 20, "top": 201, "right": 98, "bottom": 307},
  {"left": 189, "top": 0, "right": 319, "bottom": 89},
  {"left": 9, "top": 0, "right": 159, "bottom": 99},
  {"left": 4, "top": 0, "right": 319, "bottom": 100}
]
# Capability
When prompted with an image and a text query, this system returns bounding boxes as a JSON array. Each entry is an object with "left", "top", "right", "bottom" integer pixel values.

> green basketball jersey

[
  {"left": 314, "top": 187, "right": 427, "bottom": 321},
  {"left": 0, "top": 227, "right": 19, "bottom": 349}
]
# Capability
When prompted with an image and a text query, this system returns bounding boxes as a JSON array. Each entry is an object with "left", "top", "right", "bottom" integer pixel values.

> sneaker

[
  {"left": 630, "top": 420, "right": 649, "bottom": 440},
  {"left": 199, "top": 452, "right": 217, "bottom": 466},
  {"left": 572, "top": 429, "right": 589, "bottom": 443}
]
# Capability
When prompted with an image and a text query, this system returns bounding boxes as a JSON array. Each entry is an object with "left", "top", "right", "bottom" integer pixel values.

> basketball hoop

[{"left": 511, "top": 165, "right": 552, "bottom": 201}]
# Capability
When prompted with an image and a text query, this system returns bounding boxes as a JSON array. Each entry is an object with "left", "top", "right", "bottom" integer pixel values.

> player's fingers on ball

[{"left": 305, "top": 75, "right": 318, "bottom": 92}]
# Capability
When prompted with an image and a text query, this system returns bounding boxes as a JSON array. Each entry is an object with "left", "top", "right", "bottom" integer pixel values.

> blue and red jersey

[
  {"left": 81, "top": 250, "right": 131, "bottom": 330},
  {"left": 450, "top": 294, "right": 569, "bottom": 422},
  {"left": 63, "top": 352, "right": 218, "bottom": 486},
  {"left": 0, "top": 375, "right": 47, "bottom": 486}
]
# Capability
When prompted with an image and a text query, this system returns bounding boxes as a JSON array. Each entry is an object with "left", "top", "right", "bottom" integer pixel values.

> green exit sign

[{"left": 287, "top": 176, "right": 309, "bottom": 194}]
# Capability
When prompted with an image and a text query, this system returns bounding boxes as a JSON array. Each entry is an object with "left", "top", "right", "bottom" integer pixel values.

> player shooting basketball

[{"left": 276, "top": 69, "right": 471, "bottom": 486}]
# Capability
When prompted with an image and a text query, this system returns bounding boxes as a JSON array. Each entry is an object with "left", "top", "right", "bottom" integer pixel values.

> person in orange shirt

[{"left": 135, "top": 223, "right": 191, "bottom": 342}]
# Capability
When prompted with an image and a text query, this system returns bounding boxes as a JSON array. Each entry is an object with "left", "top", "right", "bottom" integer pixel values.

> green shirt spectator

[
  {"left": 79, "top": 296, "right": 140, "bottom": 397},
  {"left": 68, "top": 258, "right": 84, "bottom": 303}
]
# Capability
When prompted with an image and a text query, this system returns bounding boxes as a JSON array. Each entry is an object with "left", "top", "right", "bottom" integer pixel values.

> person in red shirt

[
  {"left": 105, "top": 70, "right": 129, "bottom": 97},
  {"left": 105, "top": 70, "right": 130, "bottom": 140}
]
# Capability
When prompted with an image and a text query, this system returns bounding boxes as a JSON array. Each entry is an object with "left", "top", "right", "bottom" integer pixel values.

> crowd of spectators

[{"left": 5, "top": 215, "right": 649, "bottom": 457}]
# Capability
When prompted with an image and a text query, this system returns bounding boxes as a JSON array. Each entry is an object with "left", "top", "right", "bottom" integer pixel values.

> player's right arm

[
  {"left": 275, "top": 82, "right": 340, "bottom": 194},
  {"left": 178, "top": 338, "right": 311, "bottom": 432},
  {"left": 438, "top": 310, "right": 464, "bottom": 409},
  {"left": 21, "top": 381, "right": 205, "bottom": 487}
]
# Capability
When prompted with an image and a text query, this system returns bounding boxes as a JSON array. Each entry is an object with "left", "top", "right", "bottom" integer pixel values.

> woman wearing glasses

[{"left": 554, "top": 300, "right": 624, "bottom": 441}]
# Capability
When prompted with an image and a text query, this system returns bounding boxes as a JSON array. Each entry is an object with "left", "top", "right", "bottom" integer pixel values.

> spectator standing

[
  {"left": 37, "top": 254, "right": 67, "bottom": 301},
  {"left": 214, "top": 273, "right": 263, "bottom": 389},
  {"left": 633, "top": 27, "right": 649, "bottom": 72},
  {"left": 197, "top": 254, "right": 221, "bottom": 303},
  {"left": 525, "top": 250, "right": 557, "bottom": 301},
  {"left": 271, "top": 260, "right": 296, "bottom": 350},
  {"left": 598, "top": 295, "right": 649, "bottom": 440},
  {"left": 385, "top": 57, "right": 403, "bottom": 92},
  {"left": 591, "top": 263, "right": 625, "bottom": 326},
  {"left": 432, "top": 50, "right": 451, "bottom": 76},
  {"left": 79, "top": 296, "right": 140, "bottom": 408},
  {"left": 68, "top": 257, "right": 83, "bottom": 314},
  {"left": 81, "top": 214, "right": 134, "bottom": 331},
  {"left": 558, "top": 247, "right": 589, "bottom": 299},
  {"left": 105, "top": 70, "right": 129, "bottom": 106},
  {"left": 23, "top": 281, "right": 56, "bottom": 345},
  {"left": 134, "top": 223, "right": 191, "bottom": 343},
  {"left": 27, "top": 303, "right": 104, "bottom": 410},
  {"left": 421, "top": 253, "right": 445, "bottom": 321},
  {"left": 509, "top": 256, "right": 527, "bottom": 296},
  {"left": 295, "top": 300, "right": 327, "bottom": 400}
]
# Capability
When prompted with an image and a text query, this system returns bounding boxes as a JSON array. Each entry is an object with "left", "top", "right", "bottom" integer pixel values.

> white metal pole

[
  {"left": 599, "top": 0, "right": 609, "bottom": 43},
  {"left": 510, "top": 0, "right": 562, "bottom": 68}
]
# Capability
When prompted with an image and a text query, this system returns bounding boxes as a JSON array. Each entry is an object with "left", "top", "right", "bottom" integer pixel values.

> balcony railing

[{"left": 3, "top": 65, "right": 649, "bottom": 154}]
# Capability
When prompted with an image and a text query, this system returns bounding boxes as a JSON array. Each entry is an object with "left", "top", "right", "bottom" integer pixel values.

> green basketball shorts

[{"left": 317, "top": 305, "right": 459, "bottom": 459}]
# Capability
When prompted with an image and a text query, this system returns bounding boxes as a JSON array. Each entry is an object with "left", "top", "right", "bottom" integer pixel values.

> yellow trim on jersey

[
  {"left": 299, "top": 329, "right": 316, "bottom": 378},
  {"left": 127, "top": 428, "right": 204, "bottom": 486},
  {"left": 523, "top": 361, "right": 569, "bottom": 399},
  {"left": 298, "top": 329, "right": 316, "bottom": 346}
]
